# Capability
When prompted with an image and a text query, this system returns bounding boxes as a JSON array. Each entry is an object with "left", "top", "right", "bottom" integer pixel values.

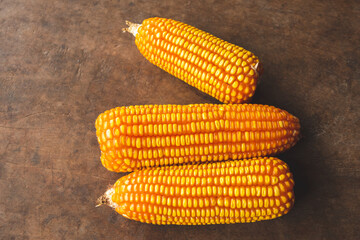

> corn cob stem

[
  {"left": 124, "top": 17, "right": 262, "bottom": 103},
  {"left": 95, "top": 104, "right": 300, "bottom": 172},
  {"left": 122, "top": 20, "right": 141, "bottom": 36},
  {"left": 98, "top": 157, "right": 295, "bottom": 225},
  {"left": 96, "top": 187, "right": 118, "bottom": 208}
]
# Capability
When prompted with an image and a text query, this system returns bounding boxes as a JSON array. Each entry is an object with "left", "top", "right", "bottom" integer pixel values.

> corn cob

[
  {"left": 95, "top": 104, "right": 300, "bottom": 172},
  {"left": 97, "top": 157, "right": 294, "bottom": 225},
  {"left": 123, "top": 17, "right": 262, "bottom": 103}
]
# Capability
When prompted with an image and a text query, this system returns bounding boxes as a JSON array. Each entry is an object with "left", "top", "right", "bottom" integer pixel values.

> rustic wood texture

[{"left": 1, "top": 0, "right": 359, "bottom": 239}]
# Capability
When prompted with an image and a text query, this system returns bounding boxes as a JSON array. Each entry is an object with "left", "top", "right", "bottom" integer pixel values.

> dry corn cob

[
  {"left": 97, "top": 157, "right": 295, "bottom": 225},
  {"left": 123, "top": 17, "right": 262, "bottom": 103},
  {"left": 95, "top": 104, "right": 300, "bottom": 172}
]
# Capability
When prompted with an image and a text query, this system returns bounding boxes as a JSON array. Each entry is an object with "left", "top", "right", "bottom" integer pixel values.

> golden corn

[
  {"left": 123, "top": 17, "right": 262, "bottom": 103},
  {"left": 97, "top": 157, "right": 295, "bottom": 225},
  {"left": 95, "top": 104, "right": 300, "bottom": 172}
]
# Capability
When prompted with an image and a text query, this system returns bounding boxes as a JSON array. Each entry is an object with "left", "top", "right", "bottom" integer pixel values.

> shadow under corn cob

[
  {"left": 95, "top": 104, "right": 300, "bottom": 172},
  {"left": 124, "top": 17, "right": 263, "bottom": 103},
  {"left": 97, "top": 157, "right": 294, "bottom": 225}
]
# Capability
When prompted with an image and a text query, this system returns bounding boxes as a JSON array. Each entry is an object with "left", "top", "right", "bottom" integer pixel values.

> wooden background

[{"left": 1, "top": 0, "right": 359, "bottom": 239}]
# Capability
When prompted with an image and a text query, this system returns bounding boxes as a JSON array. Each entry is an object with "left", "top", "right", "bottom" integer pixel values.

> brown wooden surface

[{"left": 1, "top": 0, "right": 359, "bottom": 239}]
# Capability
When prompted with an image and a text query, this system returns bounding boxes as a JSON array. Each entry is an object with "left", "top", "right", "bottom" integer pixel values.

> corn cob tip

[
  {"left": 122, "top": 20, "right": 141, "bottom": 37},
  {"left": 96, "top": 187, "right": 118, "bottom": 209}
]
